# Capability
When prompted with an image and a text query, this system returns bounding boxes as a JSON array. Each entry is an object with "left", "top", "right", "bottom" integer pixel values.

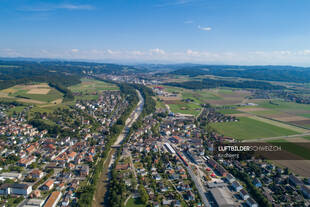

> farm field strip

[
  {"left": 267, "top": 139, "right": 310, "bottom": 160},
  {"left": 247, "top": 115, "right": 308, "bottom": 133}
]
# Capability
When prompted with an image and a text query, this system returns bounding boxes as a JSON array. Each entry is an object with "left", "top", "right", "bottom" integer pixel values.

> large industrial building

[{"left": 210, "top": 187, "right": 237, "bottom": 207}]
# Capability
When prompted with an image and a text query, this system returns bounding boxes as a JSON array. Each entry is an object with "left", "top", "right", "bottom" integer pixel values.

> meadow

[
  {"left": 69, "top": 78, "right": 119, "bottom": 93},
  {"left": 161, "top": 86, "right": 249, "bottom": 116},
  {"left": 0, "top": 83, "right": 63, "bottom": 104},
  {"left": 210, "top": 117, "right": 300, "bottom": 140},
  {"left": 237, "top": 100, "right": 310, "bottom": 129}
]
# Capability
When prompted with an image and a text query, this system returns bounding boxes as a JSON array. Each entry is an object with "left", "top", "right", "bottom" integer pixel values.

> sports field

[
  {"left": 210, "top": 117, "right": 300, "bottom": 140},
  {"left": 169, "top": 101, "right": 201, "bottom": 116}
]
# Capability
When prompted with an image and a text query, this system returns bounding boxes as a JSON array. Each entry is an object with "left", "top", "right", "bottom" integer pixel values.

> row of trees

[{"left": 229, "top": 167, "right": 272, "bottom": 207}]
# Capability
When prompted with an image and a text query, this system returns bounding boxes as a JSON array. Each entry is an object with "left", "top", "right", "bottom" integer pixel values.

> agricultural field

[
  {"left": 159, "top": 86, "right": 250, "bottom": 116},
  {"left": 236, "top": 100, "right": 310, "bottom": 128},
  {"left": 69, "top": 78, "right": 119, "bottom": 93},
  {"left": 268, "top": 139, "right": 310, "bottom": 160},
  {"left": 210, "top": 117, "right": 300, "bottom": 140},
  {"left": 267, "top": 138, "right": 310, "bottom": 176},
  {"left": 0, "top": 83, "right": 63, "bottom": 104}
]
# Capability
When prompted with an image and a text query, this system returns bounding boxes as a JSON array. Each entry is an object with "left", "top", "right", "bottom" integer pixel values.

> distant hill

[{"left": 167, "top": 65, "right": 310, "bottom": 83}]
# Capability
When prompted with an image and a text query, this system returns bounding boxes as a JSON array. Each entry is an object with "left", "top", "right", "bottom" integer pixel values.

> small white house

[
  {"left": 239, "top": 189, "right": 250, "bottom": 200},
  {"left": 246, "top": 198, "right": 258, "bottom": 207}
]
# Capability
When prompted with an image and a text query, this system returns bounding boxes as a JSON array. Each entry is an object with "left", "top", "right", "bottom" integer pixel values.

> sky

[{"left": 1, "top": 0, "right": 310, "bottom": 65}]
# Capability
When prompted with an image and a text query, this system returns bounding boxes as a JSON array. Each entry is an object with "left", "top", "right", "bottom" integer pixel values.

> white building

[
  {"left": 0, "top": 183, "right": 32, "bottom": 196},
  {"left": 246, "top": 198, "right": 258, "bottom": 207}
]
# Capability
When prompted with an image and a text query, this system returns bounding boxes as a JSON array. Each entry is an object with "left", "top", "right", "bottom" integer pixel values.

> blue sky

[{"left": 1, "top": 0, "right": 310, "bottom": 65}]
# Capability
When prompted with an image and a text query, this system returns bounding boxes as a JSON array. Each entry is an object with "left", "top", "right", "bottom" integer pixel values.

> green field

[
  {"left": 125, "top": 198, "right": 146, "bottom": 207},
  {"left": 210, "top": 117, "right": 299, "bottom": 140},
  {"left": 302, "top": 136, "right": 310, "bottom": 141},
  {"left": 11, "top": 88, "right": 63, "bottom": 102},
  {"left": 255, "top": 100, "right": 310, "bottom": 118},
  {"left": 69, "top": 78, "right": 119, "bottom": 93},
  {"left": 268, "top": 139, "right": 310, "bottom": 160},
  {"left": 218, "top": 108, "right": 241, "bottom": 114},
  {"left": 0, "top": 83, "right": 63, "bottom": 104},
  {"left": 155, "top": 98, "right": 166, "bottom": 110},
  {"left": 169, "top": 102, "right": 201, "bottom": 116}
]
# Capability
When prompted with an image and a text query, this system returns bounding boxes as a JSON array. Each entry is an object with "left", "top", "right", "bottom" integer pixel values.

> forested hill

[
  {"left": 0, "top": 60, "right": 142, "bottom": 90},
  {"left": 0, "top": 62, "right": 81, "bottom": 90},
  {"left": 0, "top": 60, "right": 142, "bottom": 76},
  {"left": 164, "top": 78, "right": 286, "bottom": 90},
  {"left": 168, "top": 65, "right": 310, "bottom": 83}
]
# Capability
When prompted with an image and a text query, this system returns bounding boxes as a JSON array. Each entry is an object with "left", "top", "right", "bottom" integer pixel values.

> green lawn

[
  {"left": 125, "top": 198, "right": 146, "bottom": 207},
  {"left": 7, "top": 106, "right": 26, "bottom": 115},
  {"left": 268, "top": 139, "right": 310, "bottom": 160},
  {"left": 210, "top": 117, "right": 299, "bottom": 140},
  {"left": 169, "top": 102, "right": 201, "bottom": 116},
  {"left": 69, "top": 78, "right": 119, "bottom": 93}
]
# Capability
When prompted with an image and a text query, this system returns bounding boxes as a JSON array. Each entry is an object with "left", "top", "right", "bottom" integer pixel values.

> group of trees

[
  {"left": 48, "top": 82, "right": 74, "bottom": 102},
  {"left": 165, "top": 78, "right": 285, "bottom": 90},
  {"left": 229, "top": 167, "right": 272, "bottom": 207}
]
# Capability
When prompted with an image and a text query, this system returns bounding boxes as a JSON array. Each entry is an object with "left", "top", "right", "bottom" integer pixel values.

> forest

[
  {"left": 168, "top": 65, "right": 310, "bottom": 83},
  {"left": 165, "top": 78, "right": 286, "bottom": 90}
]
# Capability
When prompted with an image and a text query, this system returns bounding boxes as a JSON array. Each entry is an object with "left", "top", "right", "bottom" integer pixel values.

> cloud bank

[{"left": 1, "top": 48, "right": 310, "bottom": 66}]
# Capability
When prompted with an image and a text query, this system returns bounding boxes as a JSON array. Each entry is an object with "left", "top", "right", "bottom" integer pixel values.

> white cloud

[
  {"left": 156, "top": 0, "right": 198, "bottom": 7},
  {"left": 107, "top": 49, "right": 119, "bottom": 55},
  {"left": 131, "top": 50, "right": 144, "bottom": 56},
  {"left": 3, "top": 48, "right": 310, "bottom": 66},
  {"left": 59, "top": 4, "right": 94, "bottom": 10},
  {"left": 71, "top": 49, "right": 79, "bottom": 53},
  {"left": 19, "top": 4, "right": 94, "bottom": 12},
  {"left": 150, "top": 48, "right": 166, "bottom": 55},
  {"left": 198, "top": 25, "right": 212, "bottom": 31},
  {"left": 186, "top": 49, "right": 200, "bottom": 56},
  {"left": 0, "top": 48, "right": 23, "bottom": 57}
]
